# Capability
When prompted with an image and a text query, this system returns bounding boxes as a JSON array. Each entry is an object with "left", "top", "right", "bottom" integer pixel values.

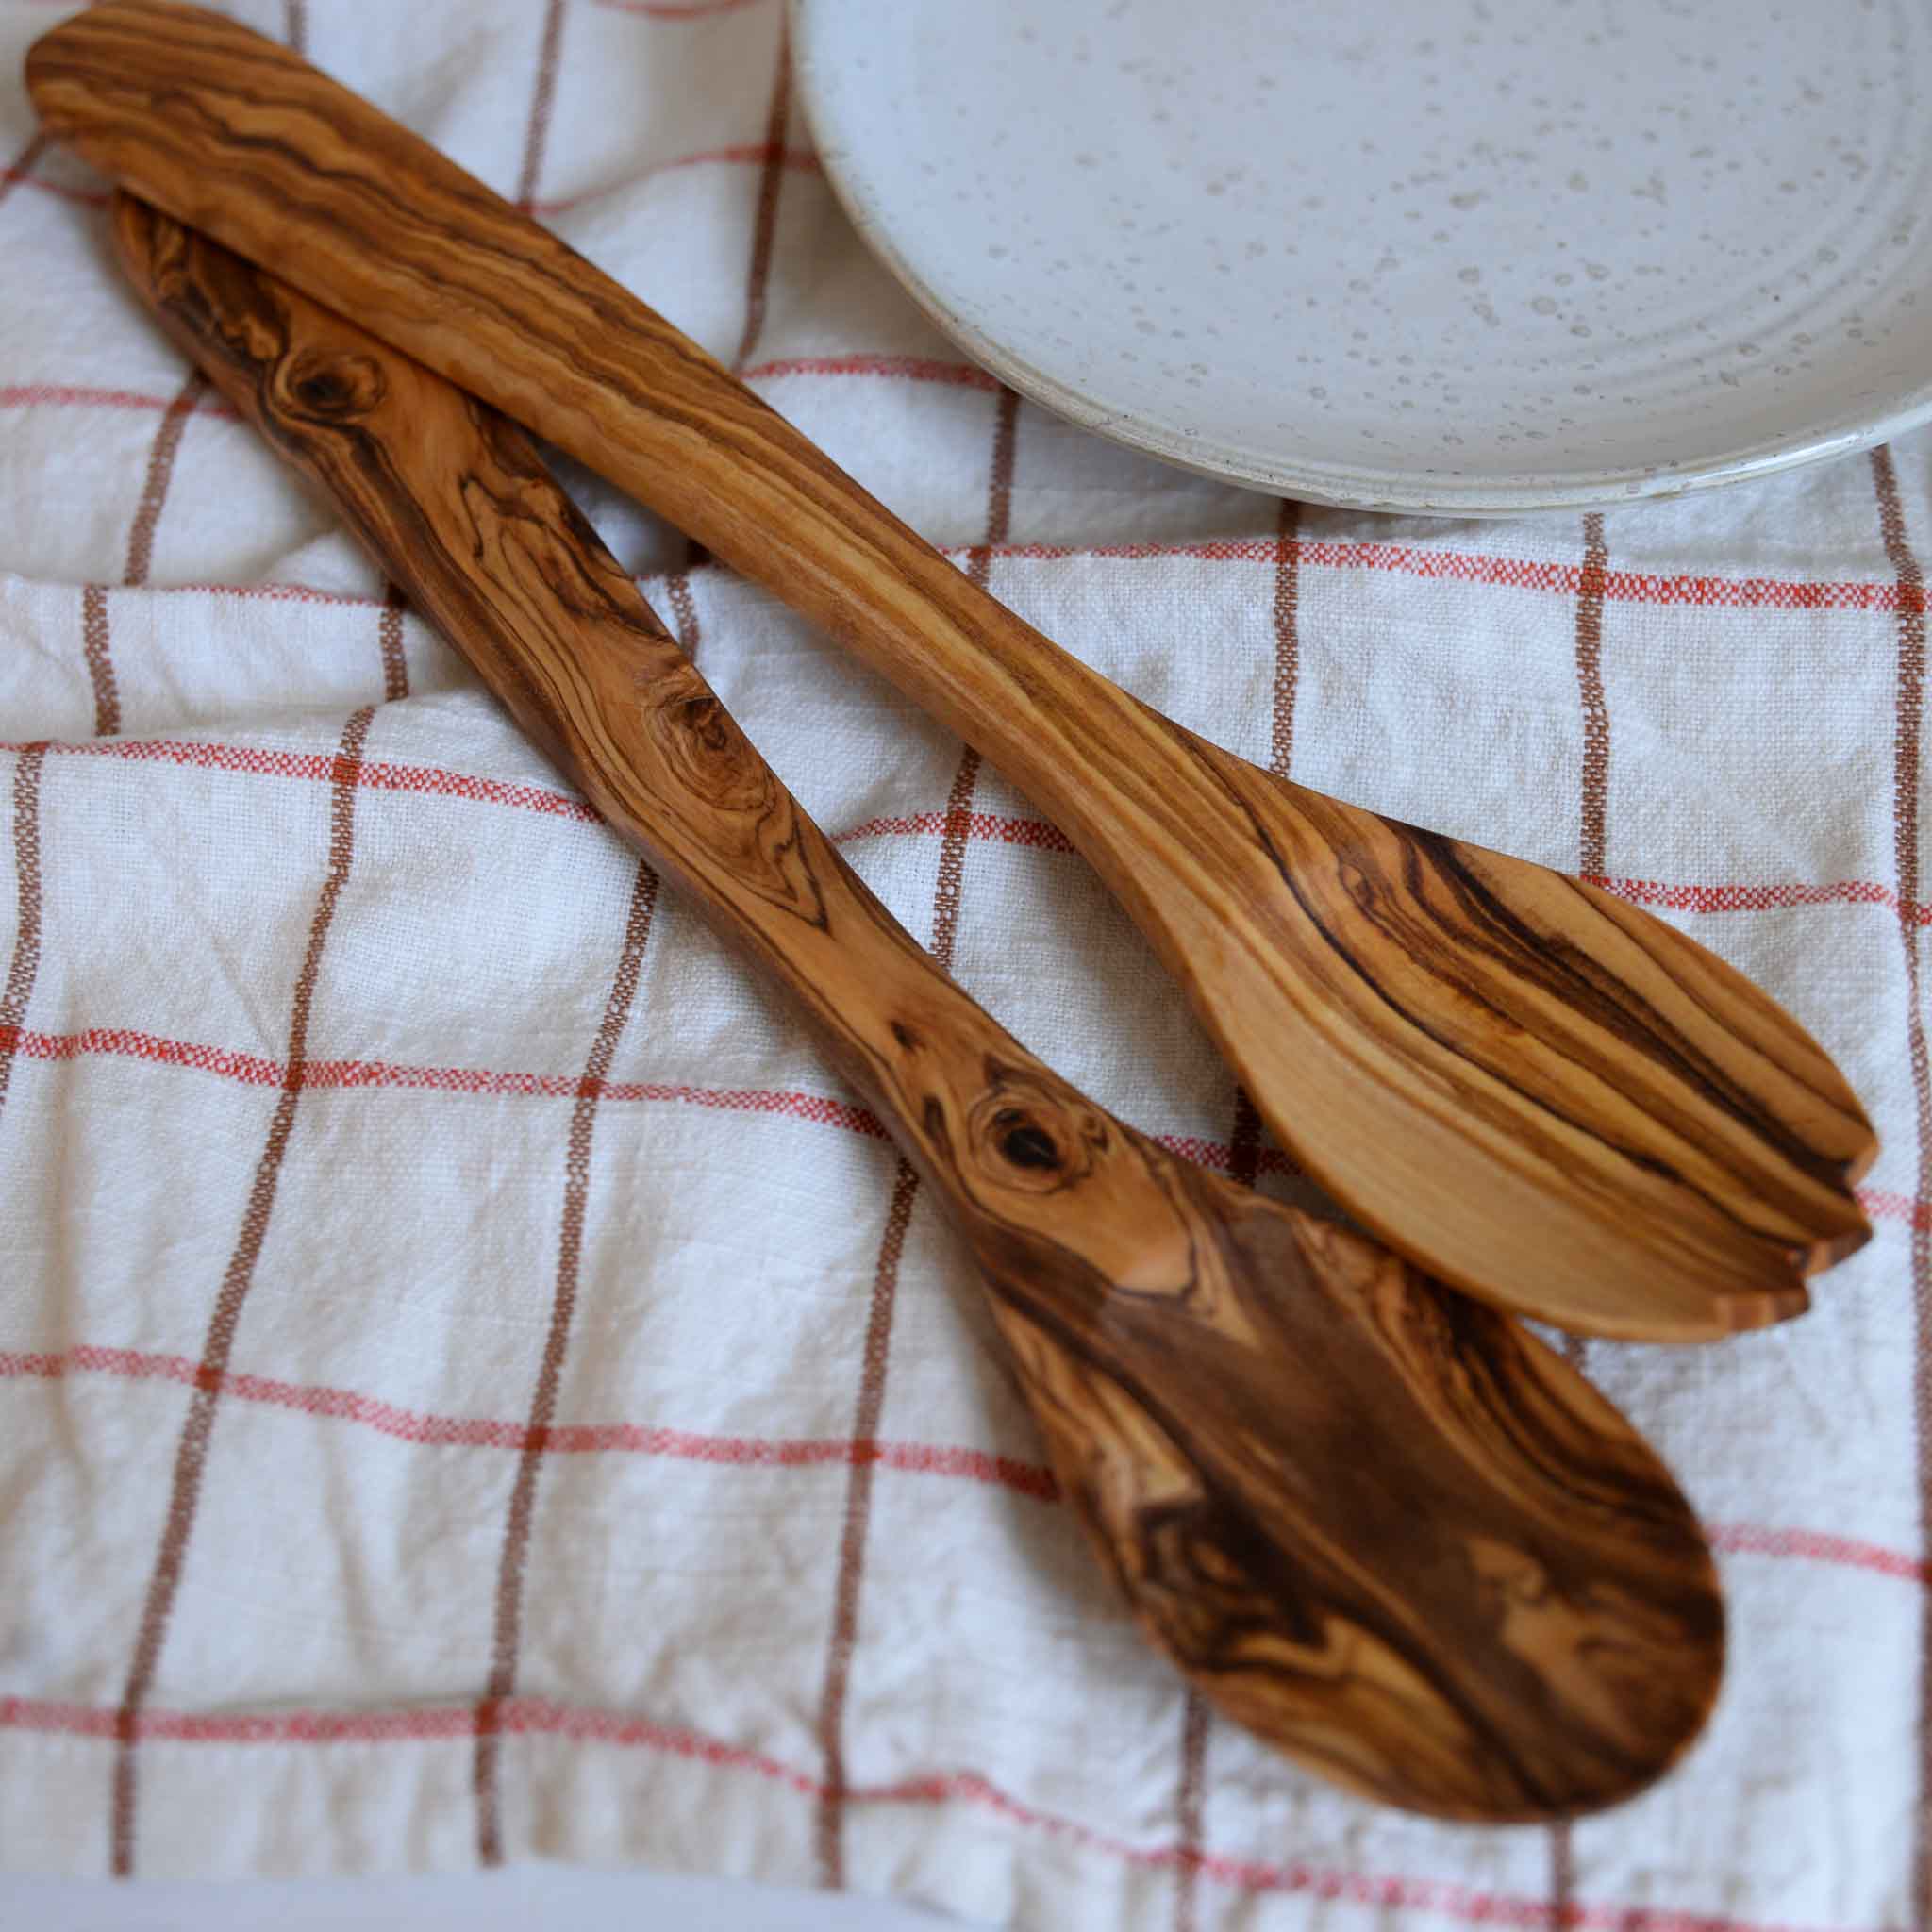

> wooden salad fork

[
  {"left": 109, "top": 192, "right": 1726, "bottom": 1822},
  {"left": 25, "top": 0, "right": 1876, "bottom": 1341}
]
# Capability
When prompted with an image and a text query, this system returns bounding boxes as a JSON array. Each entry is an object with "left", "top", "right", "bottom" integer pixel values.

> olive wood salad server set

[
  {"left": 27, "top": 0, "right": 1877, "bottom": 1823},
  {"left": 110, "top": 193, "right": 1723, "bottom": 1829}
]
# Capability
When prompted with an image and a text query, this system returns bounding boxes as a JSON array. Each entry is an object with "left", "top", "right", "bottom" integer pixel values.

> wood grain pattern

[
  {"left": 110, "top": 193, "right": 1725, "bottom": 1822},
  {"left": 27, "top": 0, "right": 1876, "bottom": 1341}
]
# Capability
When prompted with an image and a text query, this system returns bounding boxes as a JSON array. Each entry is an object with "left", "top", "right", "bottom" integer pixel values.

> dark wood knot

[
  {"left": 671, "top": 691, "right": 732, "bottom": 755},
  {"left": 992, "top": 1108, "right": 1061, "bottom": 1171},
  {"left": 653, "top": 683, "right": 772, "bottom": 817},
  {"left": 282, "top": 348, "right": 385, "bottom": 421},
  {"left": 965, "top": 1072, "right": 1103, "bottom": 1196}
]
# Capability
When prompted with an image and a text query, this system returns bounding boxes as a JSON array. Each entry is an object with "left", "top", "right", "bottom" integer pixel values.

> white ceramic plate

[{"left": 791, "top": 0, "right": 1932, "bottom": 514}]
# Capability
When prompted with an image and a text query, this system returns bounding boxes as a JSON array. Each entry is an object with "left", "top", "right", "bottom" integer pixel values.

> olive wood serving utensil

[
  {"left": 110, "top": 192, "right": 1725, "bottom": 1821},
  {"left": 28, "top": 0, "right": 1876, "bottom": 1341}
]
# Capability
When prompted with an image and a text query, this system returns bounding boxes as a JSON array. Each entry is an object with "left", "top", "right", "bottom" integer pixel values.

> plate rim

[{"left": 789, "top": 0, "right": 1932, "bottom": 516}]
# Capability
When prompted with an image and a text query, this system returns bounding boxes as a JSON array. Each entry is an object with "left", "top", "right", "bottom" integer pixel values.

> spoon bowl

[{"left": 967, "top": 1151, "right": 1726, "bottom": 1820}]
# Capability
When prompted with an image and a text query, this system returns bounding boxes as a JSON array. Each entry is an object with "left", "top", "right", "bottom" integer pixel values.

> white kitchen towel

[{"left": 0, "top": 2, "right": 1922, "bottom": 1927}]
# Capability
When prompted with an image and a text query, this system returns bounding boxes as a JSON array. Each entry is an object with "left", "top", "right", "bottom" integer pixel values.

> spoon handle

[
  {"left": 111, "top": 192, "right": 1726, "bottom": 1823},
  {"left": 27, "top": 0, "right": 1874, "bottom": 1342},
  {"left": 104, "top": 197, "right": 1128, "bottom": 1265}
]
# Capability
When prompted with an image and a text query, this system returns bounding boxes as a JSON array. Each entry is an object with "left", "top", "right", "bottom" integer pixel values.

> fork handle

[{"left": 25, "top": 0, "right": 1270, "bottom": 900}]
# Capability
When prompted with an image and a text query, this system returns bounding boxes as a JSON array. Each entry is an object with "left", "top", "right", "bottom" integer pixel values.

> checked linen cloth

[{"left": 0, "top": 1, "right": 1924, "bottom": 1926}]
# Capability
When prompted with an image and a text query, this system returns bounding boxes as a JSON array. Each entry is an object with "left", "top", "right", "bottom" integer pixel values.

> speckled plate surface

[{"left": 791, "top": 0, "right": 1932, "bottom": 515}]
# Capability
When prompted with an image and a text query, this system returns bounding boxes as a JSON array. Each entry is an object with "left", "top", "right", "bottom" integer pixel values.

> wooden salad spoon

[
  {"left": 109, "top": 192, "right": 1726, "bottom": 1822},
  {"left": 27, "top": 0, "right": 1876, "bottom": 1341}
]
